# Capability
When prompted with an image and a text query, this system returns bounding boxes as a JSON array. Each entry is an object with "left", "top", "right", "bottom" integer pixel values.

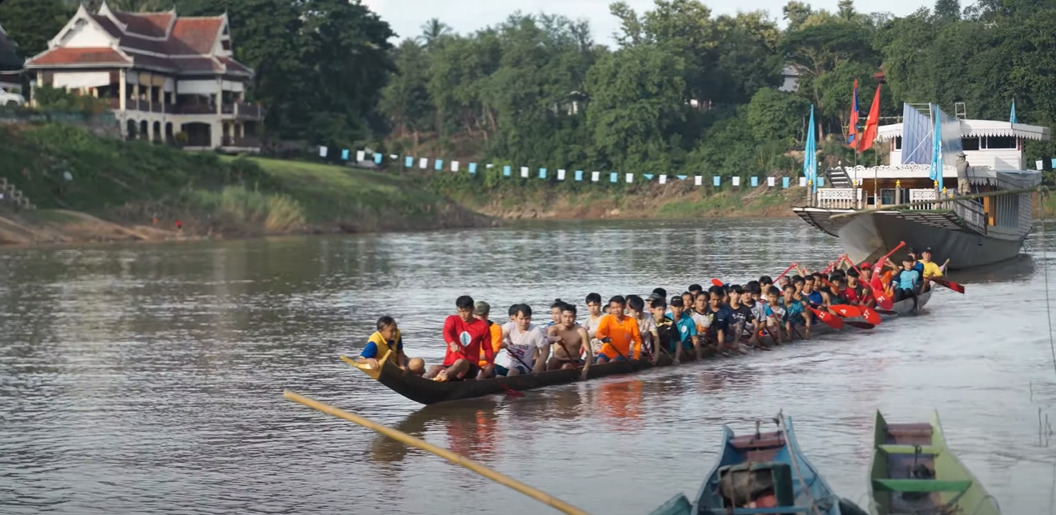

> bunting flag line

[
  {"left": 419, "top": 158, "right": 428, "bottom": 169},
  {"left": 609, "top": 172, "right": 617, "bottom": 183},
  {"left": 675, "top": 175, "right": 687, "bottom": 180},
  {"left": 625, "top": 173, "right": 633, "bottom": 183},
  {"left": 696, "top": 176, "right": 704, "bottom": 186},
  {"left": 643, "top": 174, "right": 654, "bottom": 181},
  {"left": 732, "top": 176, "right": 741, "bottom": 187},
  {"left": 342, "top": 149, "right": 350, "bottom": 160},
  {"left": 575, "top": 170, "right": 584, "bottom": 181},
  {"left": 469, "top": 163, "right": 477, "bottom": 174},
  {"left": 591, "top": 171, "right": 600, "bottom": 182},
  {"left": 659, "top": 175, "right": 667, "bottom": 185},
  {"left": 503, "top": 165, "right": 511, "bottom": 177},
  {"left": 357, "top": 150, "right": 366, "bottom": 162},
  {"left": 557, "top": 169, "right": 566, "bottom": 180},
  {"left": 767, "top": 177, "right": 775, "bottom": 187},
  {"left": 405, "top": 156, "right": 414, "bottom": 167},
  {"left": 712, "top": 176, "right": 719, "bottom": 186},
  {"left": 434, "top": 159, "right": 443, "bottom": 171},
  {"left": 374, "top": 153, "right": 382, "bottom": 165},
  {"left": 451, "top": 161, "right": 460, "bottom": 172},
  {"left": 520, "top": 167, "right": 529, "bottom": 178},
  {"left": 319, "top": 146, "right": 328, "bottom": 158},
  {"left": 539, "top": 168, "right": 547, "bottom": 179}
]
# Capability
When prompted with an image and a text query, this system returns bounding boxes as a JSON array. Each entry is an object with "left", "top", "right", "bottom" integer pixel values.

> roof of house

[
  {"left": 29, "top": 47, "right": 129, "bottom": 67},
  {"left": 877, "top": 119, "right": 1051, "bottom": 142},
  {"left": 26, "top": 3, "right": 250, "bottom": 77}
]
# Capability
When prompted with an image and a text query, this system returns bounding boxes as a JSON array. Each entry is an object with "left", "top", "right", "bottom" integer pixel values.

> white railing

[
  {"left": 908, "top": 188, "right": 938, "bottom": 210},
  {"left": 815, "top": 188, "right": 858, "bottom": 209}
]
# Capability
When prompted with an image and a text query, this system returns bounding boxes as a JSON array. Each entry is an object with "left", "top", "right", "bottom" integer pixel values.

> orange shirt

[
  {"left": 595, "top": 314, "right": 643, "bottom": 360},
  {"left": 478, "top": 321, "right": 503, "bottom": 367}
]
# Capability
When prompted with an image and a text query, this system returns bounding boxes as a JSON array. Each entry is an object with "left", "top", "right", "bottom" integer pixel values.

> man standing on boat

[
  {"left": 425, "top": 296, "right": 494, "bottom": 382},
  {"left": 956, "top": 152, "right": 971, "bottom": 195}
]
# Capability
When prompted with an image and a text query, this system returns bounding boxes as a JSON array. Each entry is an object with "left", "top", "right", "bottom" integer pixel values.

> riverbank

[{"left": 0, "top": 124, "right": 490, "bottom": 246}]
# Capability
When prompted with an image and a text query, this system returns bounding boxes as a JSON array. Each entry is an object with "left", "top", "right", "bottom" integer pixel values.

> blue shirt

[
  {"left": 672, "top": 312, "right": 697, "bottom": 344},
  {"left": 806, "top": 290, "right": 824, "bottom": 307},
  {"left": 897, "top": 269, "right": 921, "bottom": 290}
]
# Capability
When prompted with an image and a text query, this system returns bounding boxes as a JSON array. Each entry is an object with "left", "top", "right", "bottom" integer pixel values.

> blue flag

[
  {"left": 930, "top": 107, "right": 943, "bottom": 182},
  {"left": 1010, "top": 100, "right": 1017, "bottom": 124},
  {"left": 804, "top": 105, "right": 817, "bottom": 192}
]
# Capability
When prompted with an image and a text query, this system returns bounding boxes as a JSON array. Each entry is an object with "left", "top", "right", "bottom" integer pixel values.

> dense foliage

[{"left": 3, "top": 0, "right": 1056, "bottom": 178}]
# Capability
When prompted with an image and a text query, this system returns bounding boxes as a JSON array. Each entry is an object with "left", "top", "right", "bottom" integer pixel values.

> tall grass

[{"left": 184, "top": 186, "right": 305, "bottom": 231}]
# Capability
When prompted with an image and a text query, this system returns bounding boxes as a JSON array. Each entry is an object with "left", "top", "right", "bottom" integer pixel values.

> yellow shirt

[
  {"left": 479, "top": 322, "right": 503, "bottom": 367},
  {"left": 922, "top": 261, "right": 943, "bottom": 278}
]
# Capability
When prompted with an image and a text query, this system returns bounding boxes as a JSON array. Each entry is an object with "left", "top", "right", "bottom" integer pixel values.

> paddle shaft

[
  {"left": 283, "top": 391, "right": 590, "bottom": 515},
  {"left": 872, "top": 241, "right": 906, "bottom": 278},
  {"left": 506, "top": 347, "right": 535, "bottom": 372},
  {"left": 774, "top": 263, "right": 798, "bottom": 283}
]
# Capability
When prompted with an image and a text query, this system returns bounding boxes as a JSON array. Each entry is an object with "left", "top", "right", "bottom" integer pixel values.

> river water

[{"left": 2, "top": 219, "right": 1055, "bottom": 514}]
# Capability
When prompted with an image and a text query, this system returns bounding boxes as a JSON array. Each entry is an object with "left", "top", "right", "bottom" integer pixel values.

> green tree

[
  {"left": 746, "top": 89, "right": 811, "bottom": 144},
  {"left": 782, "top": 1, "right": 813, "bottom": 31},
  {"left": 585, "top": 43, "right": 687, "bottom": 174},
  {"left": 0, "top": 0, "right": 70, "bottom": 57},
  {"left": 380, "top": 40, "right": 434, "bottom": 150}
]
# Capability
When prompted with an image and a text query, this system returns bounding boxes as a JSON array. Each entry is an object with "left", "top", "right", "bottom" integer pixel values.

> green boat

[{"left": 868, "top": 411, "right": 1000, "bottom": 515}]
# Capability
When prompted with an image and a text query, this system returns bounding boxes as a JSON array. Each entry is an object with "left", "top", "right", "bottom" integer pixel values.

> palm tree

[{"left": 418, "top": 18, "right": 451, "bottom": 48}]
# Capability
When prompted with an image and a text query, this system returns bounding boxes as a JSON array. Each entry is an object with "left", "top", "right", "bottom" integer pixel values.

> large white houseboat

[{"left": 793, "top": 103, "right": 1050, "bottom": 270}]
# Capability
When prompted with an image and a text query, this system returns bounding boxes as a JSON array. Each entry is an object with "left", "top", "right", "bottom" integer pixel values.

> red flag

[
  {"left": 857, "top": 84, "right": 882, "bottom": 153},
  {"left": 847, "top": 79, "right": 859, "bottom": 148}
]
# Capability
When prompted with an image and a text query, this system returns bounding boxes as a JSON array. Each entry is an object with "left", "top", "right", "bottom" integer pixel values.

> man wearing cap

[{"left": 956, "top": 151, "right": 970, "bottom": 195}]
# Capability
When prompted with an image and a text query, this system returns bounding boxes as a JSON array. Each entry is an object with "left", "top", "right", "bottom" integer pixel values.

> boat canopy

[{"left": 878, "top": 119, "right": 1052, "bottom": 142}]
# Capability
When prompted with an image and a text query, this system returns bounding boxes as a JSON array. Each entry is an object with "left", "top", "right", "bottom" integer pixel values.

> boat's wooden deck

[
  {"left": 881, "top": 423, "right": 946, "bottom": 513},
  {"left": 729, "top": 431, "right": 785, "bottom": 462}
]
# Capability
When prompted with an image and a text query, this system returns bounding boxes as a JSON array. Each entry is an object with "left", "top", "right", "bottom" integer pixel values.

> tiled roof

[
  {"left": 28, "top": 47, "right": 130, "bottom": 66},
  {"left": 113, "top": 11, "right": 169, "bottom": 38},
  {"left": 218, "top": 57, "right": 250, "bottom": 74},
  {"left": 170, "top": 18, "right": 223, "bottom": 55}
]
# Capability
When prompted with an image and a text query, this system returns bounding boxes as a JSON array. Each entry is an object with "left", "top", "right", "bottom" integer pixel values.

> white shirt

[{"left": 496, "top": 322, "right": 548, "bottom": 371}]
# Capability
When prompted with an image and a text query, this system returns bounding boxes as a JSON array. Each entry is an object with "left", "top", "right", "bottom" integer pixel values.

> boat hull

[
  {"left": 793, "top": 208, "right": 1024, "bottom": 270},
  {"left": 346, "top": 293, "right": 930, "bottom": 406},
  {"left": 868, "top": 411, "right": 1000, "bottom": 515}
]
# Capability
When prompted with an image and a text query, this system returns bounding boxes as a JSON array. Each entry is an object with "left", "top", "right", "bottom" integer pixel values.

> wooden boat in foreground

[
  {"left": 650, "top": 415, "right": 868, "bottom": 515},
  {"left": 868, "top": 411, "right": 999, "bottom": 515},
  {"left": 344, "top": 292, "right": 931, "bottom": 405}
]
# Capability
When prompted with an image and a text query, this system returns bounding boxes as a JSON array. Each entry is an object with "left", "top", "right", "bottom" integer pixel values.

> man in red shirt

[{"left": 425, "top": 295, "right": 494, "bottom": 382}]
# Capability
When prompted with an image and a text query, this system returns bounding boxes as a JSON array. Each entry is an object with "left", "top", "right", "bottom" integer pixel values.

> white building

[{"left": 25, "top": 1, "right": 263, "bottom": 151}]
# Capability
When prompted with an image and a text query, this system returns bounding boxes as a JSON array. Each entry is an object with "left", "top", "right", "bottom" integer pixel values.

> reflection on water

[{"left": 1, "top": 219, "right": 1056, "bottom": 514}]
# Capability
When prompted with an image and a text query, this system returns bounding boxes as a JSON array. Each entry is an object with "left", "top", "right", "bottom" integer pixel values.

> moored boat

[
  {"left": 343, "top": 293, "right": 931, "bottom": 406},
  {"left": 650, "top": 415, "right": 868, "bottom": 515},
  {"left": 868, "top": 411, "right": 999, "bottom": 515},
  {"left": 793, "top": 103, "right": 1049, "bottom": 270}
]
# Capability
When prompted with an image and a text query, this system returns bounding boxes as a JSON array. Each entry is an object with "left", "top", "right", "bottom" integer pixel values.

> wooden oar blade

[
  {"left": 831, "top": 304, "right": 862, "bottom": 318},
  {"left": 860, "top": 307, "right": 882, "bottom": 325},
  {"left": 498, "top": 381, "right": 524, "bottom": 398},
  {"left": 932, "top": 277, "right": 965, "bottom": 294},
  {"left": 809, "top": 307, "right": 844, "bottom": 329},
  {"left": 711, "top": 278, "right": 724, "bottom": 287},
  {"left": 875, "top": 291, "right": 895, "bottom": 310}
]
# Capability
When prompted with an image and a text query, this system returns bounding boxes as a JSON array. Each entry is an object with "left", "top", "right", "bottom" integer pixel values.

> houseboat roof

[{"left": 877, "top": 119, "right": 1051, "bottom": 142}]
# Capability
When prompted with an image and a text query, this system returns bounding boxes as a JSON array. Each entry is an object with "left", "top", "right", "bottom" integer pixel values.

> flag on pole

[
  {"left": 930, "top": 107, "right": 943, "bottom": 182},
  {"left": 1010, "top": 99, "right": 1017, "bottom": 124},
  {"left": 857, "top": 84, "right": 882, "bottom": 152},
  {"left": 804, "top": 105, "right": 817, "bottom": 192},
  {"left": 847, "top": 79, "right": 860, "bottom": 147}
]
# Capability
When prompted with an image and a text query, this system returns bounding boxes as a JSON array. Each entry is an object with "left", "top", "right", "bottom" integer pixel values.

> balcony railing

[
  {"left": 907, "top": 188, "right": 938, "bottom": 210},
  {"left": 234, "top": 103, "right": 264, "bottom": 119},
  {"left": 114, "top": 100, "right": 266, "bottom": 119},
  {"left": 952, "top": 198, "right": 987, "bottom": 234},
  {"left": 221, "top": 136, "right": 262, "bottom": 148},
  {"left": 814, "top": 188, "right": 858, "bottom": 209}
]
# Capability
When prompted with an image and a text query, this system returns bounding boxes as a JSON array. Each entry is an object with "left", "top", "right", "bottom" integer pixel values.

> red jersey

[{"left": 442, "top": 315, "right": 493, "bottom": 366}]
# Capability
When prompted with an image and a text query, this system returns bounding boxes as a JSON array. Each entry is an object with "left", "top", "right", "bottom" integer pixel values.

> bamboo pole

[
  {"left": 282, "top": 390, "right": 592, "bottom": 515},
  {"left": 829, "top": 185, "right": 1045, "bottom": 219}
]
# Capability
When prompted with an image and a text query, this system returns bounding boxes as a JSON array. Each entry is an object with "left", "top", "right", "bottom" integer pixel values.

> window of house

[
  {"left": 983, "top": 136, "right": 1016, "bottom": 149},
  {"left": 893, "top": 136, "right": 902, "bottom": 150},
  {"left": 961, "top": 137, "right": 980, "bottom": 150},
  {"left": 222, "top": 40, "right": 231, "bottom": 51},
  {"left": 880, "top": 189, "right": 896, "bottom": 206}
]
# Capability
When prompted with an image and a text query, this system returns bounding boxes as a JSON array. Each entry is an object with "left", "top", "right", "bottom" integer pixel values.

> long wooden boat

[
  {"left": 650, "top": 415, "right": 868, "bottom": 515},
  {"left": 343, "top": 292, "right": 932, "bottom": 406},
  {"left": 868, "top": 411, "right": 999, "bottom": 515}
]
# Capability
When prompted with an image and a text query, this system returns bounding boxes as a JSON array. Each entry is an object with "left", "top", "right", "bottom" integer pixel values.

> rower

[
  {"left": 920, "top": 247, "right": 944, "bottom": 290},
  {"left": 496, "top": 304, "right": 549, "bottom": 376},
  {"left": 649, "top": 297, "right": 678, "bottom": 361},
  {"left": 728, "top": 285, "right": 759, "bottom": 350},
  {"left": 763, "top": 286, "right": 786, "bottom": 345},
  {"left": 425, "top": 295, "right": 494, "bottom": 382},
  {"left": 688, "top": 283, "right": 704, "bottom": 299},
  {"left": 801, "top": 275, "right": 826, "bottom": 308},
  {"left": 548, "top": 298, "right": 565, "bottom": 327},
  {"left": 594, "top": 295, "right": 643, "bottom": 363},
  {"left": 357, "top": 316, "right": 425, "bottom": 374},
  {"left": 475, "top": 301, "right": 503, "bottom": 373},
  {"left": 669, "top": 296, "right": 699, "bottom": 363},
  {"left": 689, "top": 292, "right": 711, "bottom": 356},
  {"left": 906, "top": 248, "right": 925, "bottom": 276},
  {"left": 546, "top": 302, "right": 592, "bottom": 377},
  {"left": 585, "top": 292, "right": 604, "bottom": 352},
  {"left": 893, "top": 258, "right": 922, "bottom": 304},
  {"left": 704, "top": 286, "right": 737, "bottom": 354},
  {"left": 781, "top": 283, "right": 810, "bottom": 340},
  {"left": 627, "top": 295, "right": 658, "bottom": 360}
]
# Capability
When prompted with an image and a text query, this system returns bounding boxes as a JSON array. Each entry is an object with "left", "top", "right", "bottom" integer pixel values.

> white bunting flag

[
  {"left": 319, "top": 146, "right": 328, "bottom": 158},
  {"left": 1036, "top": 160, "right": 1044, "bottom": 171},
  {"left": 659, "top": 175, "right": 667, "bottom": 185},
  {"left": 419, "top": 158, "right": 428, "bottom": 169},
  {"left": 768, "top": 177, "right": 776, "bottom": 187},
  {"left": 520, "top": 166, "right": 529, "bottom": 178},
  {"left": 732, "top": 176, "right": 740, "bottom": 186},
  {"left": 356, "top": 150, "right": 365, "bottom": 162},
  {"left": 389, "top": 154, "right": 397, "bottom": 160},
  {"left": 591, "top": 171, "right": 600, "bottom": 182},
  {"left": 694, "top": 175, "right": 703, "bottom": 186},
  {"left": 451, "top": 161, "right": 460, "bottom": 172},
  {"left": 557, "top": 169, "right": 566, "bottom": 180},
  {"left": 486, "top": 164, "right": 494, "bottom": 169},
  {"left": 625, "top": 173, "right": 633, "bottom": 183},
  {"left": 799, "top": 177, "right": 807, "bottom": 187}
]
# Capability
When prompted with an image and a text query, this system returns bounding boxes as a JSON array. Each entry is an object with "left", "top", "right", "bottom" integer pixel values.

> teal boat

[
  {"left": 651, "top": 415, "right": 867, "bottom": 515},
  {"left": 869, "top": 411, "right": 1000, "bottom": 515}
]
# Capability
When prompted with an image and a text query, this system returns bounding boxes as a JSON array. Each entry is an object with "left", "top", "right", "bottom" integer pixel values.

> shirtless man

[{"left": 546, "top": 302, "right": 592, "bottom": 379}]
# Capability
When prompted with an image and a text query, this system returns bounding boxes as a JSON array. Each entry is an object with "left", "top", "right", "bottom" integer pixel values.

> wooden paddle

[
  {"left": 859, "top": 306, "right": 882, "bottom": 325},
  {"left": 845, "top": 320, "right": 876, "bottom": 329},
  {"left": 710, "top": 278, "right": 725, "bottom": 287},
  {"left": 872, "top": 241, "right": 906, "bottom": 278},
  {"left": 283, "top": 391, "right": 590, "bottom": 515},
  {"left": 830, "top": 304, "right": 862, "bottom": 318},
  {"left": 600, "top": 336, "right": 639, "bottom": 368},
  {"left": 774, "top": 262, "right": 798, "bottom": 283},
  {"left": 807, "top": 306, "right": 844, "bottom": 330},
  {"left": 930, "top": 277, "right": 965, "bottom": 294}
]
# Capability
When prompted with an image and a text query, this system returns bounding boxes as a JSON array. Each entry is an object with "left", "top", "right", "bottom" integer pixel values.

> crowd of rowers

[{"left": 356, "top": 247, "right": 947, "bottom": 382}]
